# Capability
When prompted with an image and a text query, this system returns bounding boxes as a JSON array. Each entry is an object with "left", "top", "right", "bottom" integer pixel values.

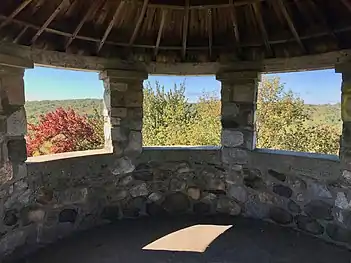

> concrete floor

[{"left": 7, "top": 216, "right": 351, "bottom": 263}]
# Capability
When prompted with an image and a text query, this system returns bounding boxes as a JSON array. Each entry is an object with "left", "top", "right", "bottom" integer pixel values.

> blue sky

[{"left": 24, "top": 66, "right": 341, "bottom": 104}]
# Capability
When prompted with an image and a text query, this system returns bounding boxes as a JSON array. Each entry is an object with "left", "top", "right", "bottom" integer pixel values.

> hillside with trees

[{"left": 25, "top": 77, "right": 341, "bottom": 156}]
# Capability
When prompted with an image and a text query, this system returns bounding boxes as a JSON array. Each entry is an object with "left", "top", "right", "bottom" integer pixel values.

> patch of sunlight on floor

[{"left": 142, "top": 224, "right": 232, "bottom": 253}]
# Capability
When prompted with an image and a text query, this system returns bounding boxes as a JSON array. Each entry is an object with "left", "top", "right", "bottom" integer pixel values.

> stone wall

[{"left": 0, "top": 147, "right": 350, "bottom": 259}]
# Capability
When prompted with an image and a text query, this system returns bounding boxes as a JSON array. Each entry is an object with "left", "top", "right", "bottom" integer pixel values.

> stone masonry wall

[{"left": 0, "top": 147, "right": 350, "bottom": 260}]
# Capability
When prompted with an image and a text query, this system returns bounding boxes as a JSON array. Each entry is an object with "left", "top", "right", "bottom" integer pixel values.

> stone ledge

[
  {"left": 26, "top": 149, "right": 112, "bottom": 163},
  {"left": 254, "top": 148, "right": 340, "bottom": 162},
  {"left": 143, "top": 146, "right": 221, "bottom": 151}
]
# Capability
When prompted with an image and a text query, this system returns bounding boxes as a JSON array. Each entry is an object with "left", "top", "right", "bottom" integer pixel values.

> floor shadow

[{"left": 7, "top": 215, "right": 351, "bottom": 263}]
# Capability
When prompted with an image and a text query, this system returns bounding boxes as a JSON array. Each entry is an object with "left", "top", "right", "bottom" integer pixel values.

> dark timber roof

[{"left": 0, "top": 0, "right": 350, "bottom": 63}]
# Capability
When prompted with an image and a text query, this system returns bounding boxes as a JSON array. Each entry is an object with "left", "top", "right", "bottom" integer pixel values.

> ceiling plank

[
  {"left": 97, "top": 1, "right": 125, "bottom": 52},
  {"left": 13, "top": 25, "right": 29, "bottom": 44},
  {"left": 229, "top": 0, "right": 240, "bottom": 44},
  {"left": 129, "top": 0, "right": 150, "bottom": 46},
  {"left": 341, "top": 0, "right": 351, "bottom": 12},
  {"left": 308, "top": 0, "right": 338, "bottom": 42},
  {"left": 276, "top": 0, "right": 306, "bottom": 53},
  {"left": 154, "top": 9, "right": 167, "bottom": 57},
  {"left": 31, "top": 0, "right": 68, "bottom": 44},
  {"left": 208, "top": 9, "right": 213, "bottom": 58},
  {"left": 252, "top": 3, "right": 272, "bottom": 55},
  {"left": 66, "top": 0, "right": 104, "bottom": 50},
  {"left": 182, "top": 0, "right": 190, "bottom": 59},
  {"left": 0, "top": 0, "right": 33, "bottom": 29}
]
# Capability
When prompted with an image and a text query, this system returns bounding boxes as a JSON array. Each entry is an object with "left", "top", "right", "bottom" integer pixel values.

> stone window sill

[
  {"left": 254, "top": 148, "right": 340, "bottom": 162},
  {"left": 26, "top": 148, "right": 111, "bottom": 163},
  {"left": 143, "top": 145, "right": 221, "bottom": 151}
]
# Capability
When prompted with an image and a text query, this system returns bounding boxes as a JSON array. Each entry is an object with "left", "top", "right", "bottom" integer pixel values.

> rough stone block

[
  {"left": 187, "top": 187, "right": 201, "bottom": 200},
  {"left": 57, "top": 188, "right": 88, "bottom": 205},
  {"left": 232, "top": 83, "right": 256, "bottom": 103},
  {"left": 130, "top": 183, "right": 149, "bottom": 197},
  {"left": 221, "top": 129, "right": 244, "bottom": 147},
  {"left": 111, "top": 127, "right": 128, "bottom": 142},
  {"left": 124, "top": 131, "right": 142, "bottom": 156},
  {"left": 109, "top": 82, "right": 128, "bottom": 92},
  {"left": 7, "top": 108, "right": 26, "bottom": 136},
  {"left": 221, "top": 102, "right": 239, "bottom": 119},
  {"left": 342, "top": 93, "right": 351, "bottom": 121},
  {"left": 1, "top": 75, "right": 25, "bottom": 106},
  {"left": 295, "top": 215, "right": 324, "bottom": 235},
  {"left": 222, "top": 147, "right": 250, "bottom": 164},
  {"left": 110, "top": 91, "right": 142, "bottom": 107},
  {"left": 162, "top": 193, "right": 190, "bottom": 214},
  {"left": 269, "top": 207, "right": 293, "bottom": 225},
  {"left": 111, "top": 107, "right": 127, "bottom": 118},
  {"left": 216, "top": 197, "right": 241, "bottom": 215},
  {"left": 111, "top": 157, "right": 135, "bottom": 175},
  {"left": 7, "top": 138, "right": 27, "bottom": 162},
  {"left": 304, "top": 200, "right": 333, "bottom": 220},
  {"left": 228, "top": 185, "right": 248, "bottom": 203},
  {"left": 0, "top": 162, "right": 13, "bottom": 184}
]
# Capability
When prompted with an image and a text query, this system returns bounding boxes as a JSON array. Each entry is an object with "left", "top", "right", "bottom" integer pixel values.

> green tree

[{"left": 256, "top": 77, "right": 340, "bottom": 155}]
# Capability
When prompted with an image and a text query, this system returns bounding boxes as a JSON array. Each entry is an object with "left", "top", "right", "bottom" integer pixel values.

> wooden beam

[
  {"left": 276, "top": 0, "right": 306, "bottom": 53},
  {"left": 154, "top": 9, "right": 167, "bottom": 57},
  {"left": 208, "top": 9, "right": 213, "bottom": 58},
  {"left": 229, "top": 0, "right": 240, "bottom": 45},
  {"left": 129, "top": 0, "right": 150, "bottom": 46},
  {"left": 0, "top": 0, "right": 33, "bottom": 29},
  {"left": 1, "top": 14, "right": 350, "bottom": 51},
  {"left": 97, "top": 1, "right": 125, "bottom": 52},
  {"left": 341, "top": 0, "right": 351, "bottom": 12},
  {"left": 252, "top": 3, "right": 272, "bottom": 55},
  {"left": 135, "top": 0, "right": 264, "bottom": 10},
  {"left": 182, "top": 0, "right": 190, "bottom": 59},
  {"left": 66, "top": 0, "right": 104, "bottom": 50},
  {"left": 2, "top": 42, "right": 351, "bottom": 74},
  {"left": 13, "top": 25, "right": 28, "bottom": 44},
  {"left": 31, "top": 0, "right": 68, "bottom": 44}
]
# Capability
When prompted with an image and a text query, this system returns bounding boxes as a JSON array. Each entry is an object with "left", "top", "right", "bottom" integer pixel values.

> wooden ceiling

[{"left": 0, "top": 0, "right": 350, "bottom": 63}]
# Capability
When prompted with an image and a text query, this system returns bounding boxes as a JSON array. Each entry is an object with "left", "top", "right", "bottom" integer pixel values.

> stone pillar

[
  {"left": 99, "top": 69, "right": 147, "bottom": 162},
  {"left": 0, "top": 56, "right": 33, "bottom": 186},
  {"left": 216, "top": 70, "right": 261, "bottom": 165},
  {"left": 336, "top": 63, "right": 351, "bottom": 184}
]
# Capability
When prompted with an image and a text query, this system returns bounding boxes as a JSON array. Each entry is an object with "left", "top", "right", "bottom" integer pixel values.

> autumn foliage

[{"left": 26, "top": 107, "right": 104, "bottom": 156}]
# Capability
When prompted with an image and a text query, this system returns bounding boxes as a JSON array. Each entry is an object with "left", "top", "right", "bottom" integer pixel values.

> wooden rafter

[
  {"left": 129, "top": 0, "right": 150, "bottom": 46},
  {"left": 341, "top": 0, "right": 351, "bottom": 12},
  {"left": 252, "top": 3, "right": 272, "bottom": 54},
  {"left": 276, "top": 0, "right": 306, "bottom": 53},
  {"left": 13, "top": 25, "right": 29, "bottom": 43},
  {"left": 208, "top": 9, "right": 213, "bottom": 58},
  {"left": 97, "top": 1, "right": 125, "bottom": 52},
  {"left": 229, "top": 0, "right": 240, "bottom": 44},
  {"left": 182, "top": 0, "right": 190, "bottom": 59},
  {"left": 0, "top": 0, "right": 33, "bottom": 29},
  {"left": 154, "top": 9, "right": 167, "bottom": 57},
  {"left": 66, "top": 0, "right": 104, "bottom": 50},
  {"left": 31, "top": 0, "right": 68, "bottom": 44},
  {"left": 2, "top": 13, "right": 350, "bottom": 50},
  {"left": 308, "top": 0, "right": 337, "bottom": 42}
]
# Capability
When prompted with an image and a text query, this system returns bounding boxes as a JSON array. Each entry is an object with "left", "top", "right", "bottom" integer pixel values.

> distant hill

[
  {"left": 305, "top": 103, "right": 341, "bottom": 129},
  {"left": 25, "top": 99, "right": 342, "bottom": 130},
  {"left": 25, "top": 99, "right": 103, "bottom": 124}
]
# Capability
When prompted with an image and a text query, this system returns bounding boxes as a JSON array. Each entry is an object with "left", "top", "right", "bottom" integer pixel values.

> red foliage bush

[{"left": 26, "top": 107, "right": 104, "bottom": 156}]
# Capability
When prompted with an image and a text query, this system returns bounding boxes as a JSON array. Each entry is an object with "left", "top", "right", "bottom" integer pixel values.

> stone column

[
  {"left": 99, "top": 69, "right": 147, "bottom": 165},
  {"left": 336, "top": 63, "right": 351, "bottom": 184},
  {"left": 216, "top": 70, "right": 261, "bottom": 165}
]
